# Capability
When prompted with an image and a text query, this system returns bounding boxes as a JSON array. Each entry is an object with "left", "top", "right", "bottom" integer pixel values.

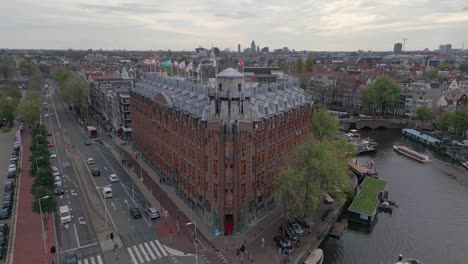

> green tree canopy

[
  {"left": 362, "top": 76, "right": 401, "bottom": 113},
  {"left": 17, "top": 100, "right": 41, "bottom": 125},
  {"left": 19, "top": 60, "right": 35, "bottom": 77},
  {"left": 423, "top": 69, "right": 441, "bottom": 80},
  {"left": 0, "top": 58, "right": 16, "bottom": 80},
  {"left": 437, "top": 111, "right": 454, "bottom": 131},
  {"left": 312, "top": 108, "right": 339, "bottom": 141},
  {"left": 415, "top": 106, "right": 433, "bottom": 127},
  {"left": 0, "top": 97, "right": 16, "bottom": 126},
  {"left": 452, "top": 107, "right": 468, "bottom": 136},
  {"left": 305, "top": 56, "right": 315, "bottom": 72},
  {"left": 296, "top": 56, "right": 304, "bottom": 72},
  {"left": 460, "top": 61, "right": 468, "bottom": 73}
]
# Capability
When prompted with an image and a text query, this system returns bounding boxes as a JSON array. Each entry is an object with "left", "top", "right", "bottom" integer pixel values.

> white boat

[
  {"left": 463, "top": 161, "right": 468, "bottom": 169},
  {"left": 303, "top": 248, "right": 323, "bottom": 264},
  {"left": 393, "top": 145, "right": 432, "bottom": 164},
  {"left": 395, "top": 254, "right": 423, "bottom": 264}
]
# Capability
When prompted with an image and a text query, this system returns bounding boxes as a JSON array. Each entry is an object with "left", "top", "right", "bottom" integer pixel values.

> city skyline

[{"left": 2, "top": 0, "right": 468, "bottom": 51}]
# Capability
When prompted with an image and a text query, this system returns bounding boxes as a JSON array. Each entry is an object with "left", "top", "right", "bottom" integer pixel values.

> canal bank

[{"left": 322, "top": 129, "right": 468, "bottom": 264}]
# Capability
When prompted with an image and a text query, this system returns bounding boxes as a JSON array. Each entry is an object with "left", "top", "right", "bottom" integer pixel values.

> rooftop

[
  {"left": 348, "top": 178, "right": 387, "bottom": 215},
  {"left": 402, "top": 129, "right": 442, "bottom": 144}
]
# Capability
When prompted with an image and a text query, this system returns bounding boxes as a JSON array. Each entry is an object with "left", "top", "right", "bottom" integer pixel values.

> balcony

[
  {"left": 120, "top": 105, "right": 130, "bottom": 113},
  {"left": 122, "top": 114, "right": 131, "bottom": 120}
]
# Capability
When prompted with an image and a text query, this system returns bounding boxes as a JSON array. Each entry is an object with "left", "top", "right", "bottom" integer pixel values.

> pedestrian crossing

[
  {"left": 77, "top": 255, "right": 103, "bottom": 264},
  {"left": 127, "top": 240, "right": 170, "bottom": 264}
]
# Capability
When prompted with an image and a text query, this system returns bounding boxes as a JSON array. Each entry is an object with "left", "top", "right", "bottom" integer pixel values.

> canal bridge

[{"left": 340, "top": 118, "right": 408, "bottom": 130}]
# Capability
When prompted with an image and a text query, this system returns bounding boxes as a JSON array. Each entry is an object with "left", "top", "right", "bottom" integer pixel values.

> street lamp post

[
  {"left": 39, "top": 196, "right": 50, "bottom": 264},
  {"left": 186, "top": 222, "right": 198, "bottom": 264},
  {"left": 35, "top": 157, "right": 43, "bottom": 172}
]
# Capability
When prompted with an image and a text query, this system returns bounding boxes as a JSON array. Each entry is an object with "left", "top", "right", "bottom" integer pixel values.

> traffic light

[{"left": 50, "top": 246, "right": 56, "bottom": 254}]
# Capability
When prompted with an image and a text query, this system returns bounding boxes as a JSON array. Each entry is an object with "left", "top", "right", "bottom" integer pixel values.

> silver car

[{"left": 146, "top": 207, "right": 160, "bottom": 219}]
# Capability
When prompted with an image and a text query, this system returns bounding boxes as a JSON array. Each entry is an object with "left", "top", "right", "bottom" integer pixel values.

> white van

[
  {"left": 59, "top": 205, "right": 72, "bottom": 224},
  {"left": 102, "top": 186, "right": 113, "bottom": 198}
]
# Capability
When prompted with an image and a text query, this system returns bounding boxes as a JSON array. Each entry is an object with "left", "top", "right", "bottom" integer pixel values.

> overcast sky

[{"left": 2, "top": 0, "right": 468, "bottom": 51}]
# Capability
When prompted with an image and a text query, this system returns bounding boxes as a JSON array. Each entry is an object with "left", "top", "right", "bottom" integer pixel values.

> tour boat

[
  {"left": 393, "top": 145, "right": 432, "bottom": 163},
  {"left": 303, "top": 248, "right": 324, "bottom": 264},
  {"left": 395, "top": 254, "right": 423, "bottom": 264}
]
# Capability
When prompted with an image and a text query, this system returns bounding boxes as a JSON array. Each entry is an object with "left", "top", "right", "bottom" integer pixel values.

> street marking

[
  {"left": 155, "top": 240, "right": 168, "bottom": 256},
  {"left": 90, "top": 258, "right": 96, "bottom": 264},
  {"left": 139, "top": 244, "right": 150, "bottom": 262},
  {"left": 127, "top": 247, "right": 138, "bottom": 264},
  {"left": 79, "top": 217, "right": 86, "bottom": 225},
  {"left": 73, "top": 224, "right": 81, "bottom": 247},
  {"left": 144, "top": 242, "right": 156, "bottom": 260},
  {"left": 124, "top": 199, "right": 130, "bottom": 207},
  {"left": 96, "top": 256, "right": 103, "bottom": 264},
  {"left": 132, "top": 245, "right": 144, "bottom": 263},
  {"left": 111, "top": 202, "right": 116, "bottom": 211},
  {"left": 149, "top": 241, "right": 162, "bottom": 258},
  {"left": 104, "top": 166, "right": 108, "bottom": 171},
  {"left": 71, "top": 190, "right": 78, "bottom": 196}
]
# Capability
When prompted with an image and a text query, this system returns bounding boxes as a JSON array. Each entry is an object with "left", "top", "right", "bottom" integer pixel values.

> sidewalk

[{"left": 13, "top": 128, "right": 57, "bottom": 264}]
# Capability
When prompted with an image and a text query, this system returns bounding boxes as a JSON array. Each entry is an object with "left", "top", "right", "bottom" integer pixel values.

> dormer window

[
  {"left": 238, "top": 83, "right": 242, "bottom": 92},
  {"left": 218, "top": 83, "right": 222, "bottom": 91}
]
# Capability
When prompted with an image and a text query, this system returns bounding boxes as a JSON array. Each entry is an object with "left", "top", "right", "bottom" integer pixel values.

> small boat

[
  {"left": 462, "top": 161, "right": 468, "bottom": 169},
  {"left": 303, "top": 248, "right": 324, "bottom": 264},
  {"left": 393, "top": 145, "right": 432, "bottom": 163},
  {"left": 395, "top": 254, "right": 423, "bottom": 264}
]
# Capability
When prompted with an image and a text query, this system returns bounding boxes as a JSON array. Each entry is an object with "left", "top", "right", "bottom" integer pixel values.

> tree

[
  {"left": 460, "top": 61, "right": 468, "bottom": 73},
  {"left": 296, "top": 57, "right": 304, "bottom": 72},
  {"left": 423, "top": 69, "right": 440, "bottom": 80},
  {"left": 32, "top": 187, "right": 56, "bottom": 213},
  {"left": 437, "top": 111, "right": 454, "bottom": 131},
  {"left": 437, "top": 62, "right": 449, "bottom": 71},
  {"left": 0, "top": 97, "right": 16, "bottom": 126},
  {"left": 0, "top": 58, "right": 16, "bottom": 80},
  {"left": 17, "top": 100, "right": 41, "bottom": 125},
  {"left": 19, "top": 60, "right": 34, "bottom": 78},
  {"left": 362, "top": 76, "right": 401, "bottom": 114},
  {"left": 312, "top": 108, "right": 339, "bottom": 141},
  {"left": 305, "top": 56, "right": 315, "bottom": 72},
  {"left": 452, "top": 107, "right": 468, "bottom": 137},
  {"left": 61, "top": 76, "right": 89, "bottom": 118},
  {"left": 415, "top": 106, "right": 433, "bottom": 128}
]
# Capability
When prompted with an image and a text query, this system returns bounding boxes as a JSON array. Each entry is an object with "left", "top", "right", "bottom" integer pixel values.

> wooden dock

[
  {"left": 329, "top": 221, "right": 347, "bottom": 239},
  {"left": 348, "top": 158, "right": 378, "bottom": 179}
]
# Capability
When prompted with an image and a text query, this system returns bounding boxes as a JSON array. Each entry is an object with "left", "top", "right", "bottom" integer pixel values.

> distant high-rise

[
  {"left": 439, "top": 44, "right": 452, "bottom": 55},
  {"left": 257, "top": 45, "right": 260, "bottom": 53},
  {"left": 238, "top": 44, "right": 241, "bottom": 53},
  {"left": 251, "top": 40, "right": 256, "bottom": 53},
  {"left": 393, "top": 43, "right": 403, "bottom": 54}
]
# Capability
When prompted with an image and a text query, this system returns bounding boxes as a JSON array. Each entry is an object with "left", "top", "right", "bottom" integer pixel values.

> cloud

[{"left": 76, "top": 2, "right": 167, "bottom": 15}]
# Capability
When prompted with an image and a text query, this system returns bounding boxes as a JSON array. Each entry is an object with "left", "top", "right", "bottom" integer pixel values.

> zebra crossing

[
  {"left": 77, "top": 255, "right": 104, "bottom": 264},
  {"left": 127, "top": 240, "right": 170, "bottom": 264}
]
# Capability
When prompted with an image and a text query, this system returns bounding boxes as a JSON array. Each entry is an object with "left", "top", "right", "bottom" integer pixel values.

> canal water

[{"left": 322, "top": 129, "right": 468, "bottom": 264}]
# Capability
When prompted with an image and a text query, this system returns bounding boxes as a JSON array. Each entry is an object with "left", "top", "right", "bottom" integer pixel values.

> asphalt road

[{"left": 47, "top": 79, "right": 193, "bottom": 264}]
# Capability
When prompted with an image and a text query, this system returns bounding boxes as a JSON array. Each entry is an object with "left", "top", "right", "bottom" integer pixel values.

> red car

[{"left": 47, "top": 143, "right": 55, "bottom": 147}]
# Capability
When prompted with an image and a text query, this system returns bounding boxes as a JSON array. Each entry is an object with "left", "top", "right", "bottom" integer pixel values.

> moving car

[
  {"left": 146, "top": 207, "right": 160, "bottom": 219},
  {"left": 102, "top": 187, "right": 112, "bottom": 198},
  {"left": 59, "top": 205, "right": 72, "bottom": 224},
  {"left": 50, "top": 153, "right": 57, "bottom": 159},
  {"left": 130, "top": 208, "right": 142, "bottom": 219},
  {"left": 91, "top": 168, "right": 100, "bottom": 176},
  {"left": 273, "top": 236, "right": 293, "bottom": 255},
  {"left": 44, "top": 114, "right": 49, "bottom": 118},
  {"left": 65, "top": 253, "right": 78, "bottom": 264},
  {"left": 87, "top": 158, "right": 95, "bottom": 164},
  {"left": 108, "top": 174, "right": 118, "bottom": 182}
]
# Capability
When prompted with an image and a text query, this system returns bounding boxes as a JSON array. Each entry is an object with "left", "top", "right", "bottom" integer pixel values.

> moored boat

[
  {"left": 395, "top": 254, "right": 423, "bottom": 264},
  {"left": 393, "top": 145, "right": 432, "bottom": 163},
  {"left": 463, "top": 161, "right": 468, "bottom": 169},
  {"left": 303, "top": 248, "right": 324, "bottom": 264}
]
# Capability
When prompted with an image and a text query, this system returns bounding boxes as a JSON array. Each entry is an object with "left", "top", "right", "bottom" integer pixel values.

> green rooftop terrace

[{"left": 349, "top": 178, "right": 387, "bottom": 215}]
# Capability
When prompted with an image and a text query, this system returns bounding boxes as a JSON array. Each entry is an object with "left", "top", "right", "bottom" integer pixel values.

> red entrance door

[{"left": 225, "top": 215, "right": 233, "bottom": 235}]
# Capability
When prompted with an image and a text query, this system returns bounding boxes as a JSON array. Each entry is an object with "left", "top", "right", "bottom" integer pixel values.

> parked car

[
  {"left": 108, "top": 174, "right": 118, "bottom": 182},
  {"left": 0, "top": 246, "right": 4, "bottom": 259},
  {"left": 3, "top": 194, "right": 12, "bottom": 203},
  {"left": 0, "top": 232, "right": 6, "bottom": 247},
  {"left": 10, "top": 154, "right": 18, "bottom": 162},
  {"left": 7, "top": 171, "right": 15, "bottom": 178},
  {"left": 146, "top": 207, "right": 160, "bottom": 219},
  {"left": 285, "top": 226, "right": 298, "bottom": 241},
  {"left": 54, "top": 185, "right": 64, "bottom": 195},
  {"left": 47, "top": 142, "right": 55, "bottom": 147},
  {"left": 0, "top": 224, "right": 9, "bottom": 236},
  {"left": 44, "top": 114, "right": 49, "bottom": 118},
  {"left": 84, "top": 140, "right": 91, "bottom": 146},
  {"left": 53, "top": 170, "right": 61, "bottom": 177},
  {"left": 50, "top": 153, "right": 57, "bottom": 159},
  {"left": 130, "top": 208, "right": 142, "bottom": 219},
  {"left": 91, "top": 168, "right": 100, "bottom": 176},
  {"left": 0, "top": 208, "right": 10, "bottom": 220},
  {"left": 65, "top": 253, "right": 78, "bottom": 264},
  {"left": 2, "top": 201, "right": 12, "bottom": 210},
  {"left": 273, "top": 236, "right": 293, "bottom": 254},
  {"left": 289, "top": 221, "right": 304, "bottom": 236},
  {"left": 8, "top": 164, "right": 16, "bottom": 173},
  {"left": 4, "top": 182, "right": 14, "bottom": 194}
]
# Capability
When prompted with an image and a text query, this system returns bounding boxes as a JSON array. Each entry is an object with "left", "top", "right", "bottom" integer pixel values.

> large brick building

[{"left": 131, "top": 68, "right": 313, "bottom": 235}]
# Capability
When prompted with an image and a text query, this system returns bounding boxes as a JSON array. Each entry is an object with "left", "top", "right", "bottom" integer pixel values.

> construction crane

[{"left": 403, "top": 38, "right": 408, "bottom": 51}]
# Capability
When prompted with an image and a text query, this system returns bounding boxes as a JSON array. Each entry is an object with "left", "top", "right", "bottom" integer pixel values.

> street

[{"left": 44, "top": 79, "right": 198, "bottom": 264}]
